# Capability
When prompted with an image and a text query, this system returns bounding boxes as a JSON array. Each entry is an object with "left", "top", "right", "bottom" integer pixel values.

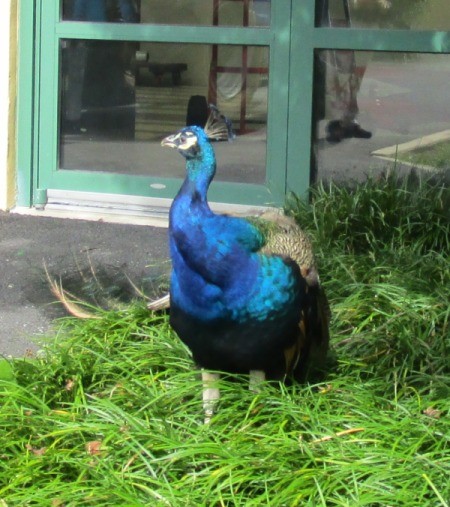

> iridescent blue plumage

[{"left": 162, "top": 125, "right": 317, "bottom": 379}]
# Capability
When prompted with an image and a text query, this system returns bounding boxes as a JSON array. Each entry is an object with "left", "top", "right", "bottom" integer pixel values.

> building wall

[{"left": 0, "top": 0, "right": 16, "bottom": 211}]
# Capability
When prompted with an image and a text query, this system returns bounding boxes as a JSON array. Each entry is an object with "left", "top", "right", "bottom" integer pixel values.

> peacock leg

[
  {"left": 249, "top": 370, "right": 266, "bottom": 393},
  {"left": 202, "top": 370, "right": 220, "bottom": 424}
]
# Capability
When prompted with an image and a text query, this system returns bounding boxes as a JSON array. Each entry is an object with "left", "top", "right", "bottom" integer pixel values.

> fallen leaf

[
  {"left": 423, "top": 407, "right": 442, "bottom": 419},
  {"left": 25, "top": 444, "right": 47, "bottom": 456},
  {"left": 318, "top": 384, "right": 332, "bottom": 394},
  {"left": 65, "top": 379, "right": 75, "bottom": 391},
  {"left": 85, "top": 440, "right": 103, "bottom": 456}
]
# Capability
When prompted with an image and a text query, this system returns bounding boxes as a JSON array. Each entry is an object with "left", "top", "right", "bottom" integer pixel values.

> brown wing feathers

[{"left": 257, "top": 210, "right": 330, "bottom": 379}]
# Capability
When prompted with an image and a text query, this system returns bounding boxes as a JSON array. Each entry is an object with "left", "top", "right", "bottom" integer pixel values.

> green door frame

[
  {"left": 16, "top": 1, "right": 450, "bottom": 208},
  {"left": 19, "top": 0, "right": 292, "bottom": 208}
]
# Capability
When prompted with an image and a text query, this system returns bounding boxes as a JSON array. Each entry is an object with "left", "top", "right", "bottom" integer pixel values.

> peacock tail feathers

[{"left": 203, "top": 104, "right": 236, "bottom": 142}]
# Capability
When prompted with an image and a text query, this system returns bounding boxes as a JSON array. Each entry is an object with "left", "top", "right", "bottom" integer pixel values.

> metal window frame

[
  {"left": 16, "top": 1, "right": 450, "bottom": 209},
  {"left": 18, "top": 0, "right": 292, "bottom": 208}
]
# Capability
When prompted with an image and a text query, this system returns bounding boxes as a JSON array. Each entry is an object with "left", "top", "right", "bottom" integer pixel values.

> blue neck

[{"left": 183, "top": 142, "right": 216, "bottom": 201}]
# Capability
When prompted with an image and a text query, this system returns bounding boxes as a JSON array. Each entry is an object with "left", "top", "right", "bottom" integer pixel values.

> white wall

[{"left": 0, "top": 0, "right": 13, "bottom": 210}]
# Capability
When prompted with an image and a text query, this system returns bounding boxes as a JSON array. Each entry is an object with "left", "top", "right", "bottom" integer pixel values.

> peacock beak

[{"left": 161, "top": 133, "right": 180, "bottom": 149}]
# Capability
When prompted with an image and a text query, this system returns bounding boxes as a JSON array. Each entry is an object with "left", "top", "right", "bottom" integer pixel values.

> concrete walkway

[{"left": 0, "top": 212, "right": 170, "bottom": 357}]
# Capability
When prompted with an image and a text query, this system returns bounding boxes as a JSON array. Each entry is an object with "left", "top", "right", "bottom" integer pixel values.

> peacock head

[
  {"left": 161, "top": 105, "right": 235, "bottom": 160},
  {"left": 161, "top": 126, "right": 207, "bottom": 160}
]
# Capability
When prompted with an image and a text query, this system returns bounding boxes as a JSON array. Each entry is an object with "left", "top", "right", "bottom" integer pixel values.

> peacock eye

[{"left": 180, "top": 135, "right": 187, "bottom": 144}]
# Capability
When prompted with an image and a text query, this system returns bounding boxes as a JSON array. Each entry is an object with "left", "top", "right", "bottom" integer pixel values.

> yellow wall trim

[{"left": 0, "top": 0, "right": 16, "bottom": 211}]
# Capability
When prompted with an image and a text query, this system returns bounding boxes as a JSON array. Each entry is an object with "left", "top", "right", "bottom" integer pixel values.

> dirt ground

[{"left": 0, "top": 212, "right": 170, "bottom": 356}]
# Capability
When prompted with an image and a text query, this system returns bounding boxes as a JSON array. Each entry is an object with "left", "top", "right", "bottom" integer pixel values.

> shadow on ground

[{"left": 0, "top": 212, "right": 170, "bottom": 356}]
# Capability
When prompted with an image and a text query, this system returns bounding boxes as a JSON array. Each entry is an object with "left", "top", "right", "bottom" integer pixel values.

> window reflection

[
  {"left": 59, "top": 40, "right": 269, "bottom": 184},
  {"left": 62, "top": 0, "right": 271, "bottom": 27},
  {"left": 62, "top": 0, "right": 139, "bottom": 22},
  {"left": 314, "top": 51, "right": 450, "bottom": 182},
  {"left": 316, "top": 0, "right": 450, "bottom": 30}
]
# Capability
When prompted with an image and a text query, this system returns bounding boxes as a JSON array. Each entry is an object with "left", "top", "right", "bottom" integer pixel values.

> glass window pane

[
  {"left": 313, "top": 51, "right": 450, "bottom": 182},
  {"left": 316, "top": 0, "right": 450, "bottom": 30},
  {"left": 59, "top": 40, "right": 269, "bottom": 184},
  {"left": 62, "top": 0, "right": 271, "bottom": 27}
]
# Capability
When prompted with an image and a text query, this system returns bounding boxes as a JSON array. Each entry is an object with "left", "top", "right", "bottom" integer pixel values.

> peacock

[{"left": 157, "top": 110, "right": 330, "bottom": 422}]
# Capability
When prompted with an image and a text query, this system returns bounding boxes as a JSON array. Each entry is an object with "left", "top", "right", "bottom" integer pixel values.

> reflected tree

[{"left": 351, "top": 0, "right": 428, "bottom": 29}]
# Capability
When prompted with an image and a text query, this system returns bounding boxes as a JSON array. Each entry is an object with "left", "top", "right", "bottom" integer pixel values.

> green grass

[
  {"left": 1, "top": 173, "right": 449, "bottom": 506},
  {"left": 398, "top": 140, "right": 450, "bottom": 170}
]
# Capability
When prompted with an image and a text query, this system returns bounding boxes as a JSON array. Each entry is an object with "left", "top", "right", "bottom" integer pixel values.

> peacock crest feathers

[{"left": 203, "top": 104, "right": 236, "bottom": 142}]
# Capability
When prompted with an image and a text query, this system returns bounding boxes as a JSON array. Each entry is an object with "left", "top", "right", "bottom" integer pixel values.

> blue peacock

[{"left": 154, "top": 109, "right": 330, "bottom": 421}]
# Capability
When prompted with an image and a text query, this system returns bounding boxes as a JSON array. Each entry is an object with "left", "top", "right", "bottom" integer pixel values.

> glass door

[
  {"left": 291, "top": 0, "right": 450, "bottom": 186},
  {"left": 35, "top": 0, "right": 292, "bottom": 209}
]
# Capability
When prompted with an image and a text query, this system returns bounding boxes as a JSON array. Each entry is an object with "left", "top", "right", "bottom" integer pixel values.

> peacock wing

[
  {"left": 247, "top": 210, "right": 317, "bottom": 282},
  {"left": 248, "top": 210, "right": 330, "bottom": 379}
]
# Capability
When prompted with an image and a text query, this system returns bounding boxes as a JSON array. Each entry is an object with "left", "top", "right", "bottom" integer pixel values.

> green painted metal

[
  {"left": 17, "top": 1, "right": 450, "bottom": 208},
  {"left": 32, "top": 1, "right": 44, "bottom": 206},
  {"left": 265, "top": 0, "right": 291, "bottom": 202},
  {"left": 286, "top": 0, "right": 315, "bottom": 199},
  {"left": 16, "top": 0, "right": 36, "bottom": 206},
  {"left": 33, "top": 188, "right": 47, "bottom": 207},
  {"left": 56, "top": 22, "right": 272, "bottom": 45},
  {"left": 313, "top": 27, "right": 450, "bottom": 53},
  {"left": 42, "top": 170, "right": 274, "bottom": 207},
  {"left": 36, "top": 0, "right": 61, "bottom": 199}
]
